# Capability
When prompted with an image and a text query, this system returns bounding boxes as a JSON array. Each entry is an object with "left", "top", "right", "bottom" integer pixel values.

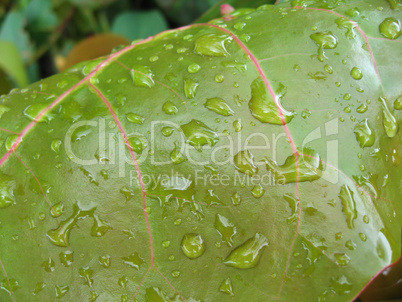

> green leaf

[
  {"left": 0, "top": 41, "right": 29, "bottom": 87},
  {"left": 0, "top": 0, "right": 401, "bottom": 301},
  {"left": 111, "top": 10, "right": 168, "bottom": 41}
]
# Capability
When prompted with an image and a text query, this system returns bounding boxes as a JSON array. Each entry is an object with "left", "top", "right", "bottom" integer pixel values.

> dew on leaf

[
  {"left": 356, "top": 104, "right": 368, "bottom": 113},
  {"left": 99, "top": 255, "right": 111, "bottom": 268},
  {"left": 118, "top": 276, "right": 128, "bottom": 288},
  {"left": 334, "top": 253, "right": 351, "bottom": 266},
  {"left": 180, "top": 119, "right": 218, "bottom": 150},
  {"left": 215, "top": 74, "right": 225, "bottom": 83},
  {"left": 336, "top": 18, "right": 356, "bottom": 39},
  {"left": 55, "top": 285, "right": 69, "bottom": 298},
  {"left": 331, "top": 275, "right": 352, "bottom": 294},
  {"left": 379, "top": 97, "right": 398, "bottom": 137},
  {"left": 128, "top": 135, "right": 147, "bottom": 154},
  {"left": 126, "top": 112, "right": 145, "bottom": 124},
  {"left": 23, "top": 103, "right": 54, "bottom": 123},
  {"left": 162, "top": 101, "right": 178, "bottom": 115},
  {"left": 310, "top": 32, "right": 338, "bottom": 62},
  {"left": 162, "top": 126, "right": 174, "bottom": 137},
  {"left": 187, "top": 63, "right": 201, "bottom": 73},
  {"left": 91, "top": 214, "right": 111, "bottom": 237},
  {"left": 345, "top": 240, "right": 357, "bottom": 250},
  {"left": 231, "top": 192, "right": 241, "bottom": 205},
  {"left": 350, "top": 67, "right": 363, "bottom": 80},
  {"left": 233, "top": 119, "right": 242, "bottom": 132},
  {"left": 183, "top": 78, "right": 199, "bottom": 99},
  {"left": 60, "top": 251, "right": 73, "bottom": 267},
  {"left": 224, "top": 233, "right": 268, "bottom": 269},
  {"left": 122, "top": 252, "right": 145, "bottom": 270},
  {"left": 284, "top": 193, "right": 299, "bottom": 224},
  {"left": 130, "top": 65, "right": 155, "bottom": 88},
  {"left": 79, "top": 266, "right": 94, "bottom": 287},
  {"left": 0, "top": 172, "right": 16, "bottom": 208},
  {"left": 51, "top": 139, "right": 62, "bottom": 153},
  {"left": 33, "top": 282, "right": 46, "bottom": 295},
  {"left": 251, "top": 184, "right": 265, "bottom": 198},
  {"left": 42, "top": 258, "right": 55, "bottom": 272},
  {"left": 181, "top": 233, "right": 206, "bottom": 259}
]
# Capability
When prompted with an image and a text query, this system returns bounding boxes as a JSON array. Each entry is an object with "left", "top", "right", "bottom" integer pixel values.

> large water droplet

[
  {"left": 91, "top": 214, "right": 111, "bottom": 237},
  {"left": 354, "top": 118, "right": 375, "bottom": 148},
  {"left": 379, "top": 17, "right": 401, "bottom": 39},
  {"left": 215, "top": 214, "right": 237, "bottom": 247},
  {"left": 335, "top": 18, "right": 356, "bottom": 39},
  {"left": 183, "top": 78, "right": 199, "bottom": 99},
  {"left": 55, "top": 285, "right": 69, "bottom": 298},
  {"left": 331, "top": 276, "right": 352, "bottom": 294},
  {"left": 128, "top": 135, "right": 147, "bottom": 154},
  {"left": 181, "top": 233, "right": 206, "bottom": 259},
  {"left": 219, "top": 278, "right": 234, "bottom": 296},
  {"left": 265, "top": 148, "right": 322, "bottom": 183},
  {"left": 194, "top": 34, "right": 232, "bottom": 57},
  {"left": 233, "top": 150, "right": 258, "bottom": 176},
  {"left": 33, "top": 282, "right": 46, "bottom": 295},
  {"left": 223, "top": 233, "right": 268, "bottom": 269},
  {"left": 379, "top": 97, "right": 398, "bottom": 137},
  {"left": 310, "top": 32, "right": 338, "bottom": 61},
  {"left": 130, "top": 65, "right": 155, "bottom": 88},
  {"left": 249, "top": 77, "right": 295, "bottom": 124},
  {"left": 1, "top": 278, "right": 19, "bottom": 295},
  {"left": 204, "top": 98, "right": 234, "bottom": 116},
  {"left": 301, "top": 237, "right": 324, "bottom": 277},
  {"left": 180, "top": 119, "right": 219, "bottom": 150},
  {"left": 339, "top": 185, "right": 357, "bottom": 229},
  {"left": 170, "top": 143, "right": 187, "bottom": 164},
  {"left": 334, "top": 253, "right": 351, "bottom": 266},
  {"left": 122, "top": 252, "right": 145, "bottom": 270},
  {"left": 99, "top": 255, "right": 111, "bottom": 268}
]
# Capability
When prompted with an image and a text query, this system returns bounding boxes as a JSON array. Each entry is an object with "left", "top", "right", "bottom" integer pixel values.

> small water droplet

[
  {"left": 284, "top": 193, "right": 299, "bottom": 224},
  {"left": 379, "top": 97, "right": 398, "bottom": 137},
  {"left": 183, "top": 78, "right": 199, "bottom": 99},
  {"left": 215, "top": 74, "right": 224, "bottom": 83},
  {"left": 187, "top": 63, "right": 201, "bottom": 73},
  {"left": 356, "top": 104, "right": 368, "bottom": 113},
  {"left": 181, "top": 233, "right": 206, "bottom": 259},
  {"left": 310, "top": 32, "right": 338, "bottom": 62},
  {"left": 51, "top": 139, "right": 62, "bottom": 153},
  {"left": 345, "top": 240, "right": 357, "bottom": 250},
  {"left": 171, "top": 270, "right": 180, "bottom": 278},
  {"left": 205, "top": 98, "right": 234, "bottom": 116},
  {"left": 219, "top": 278, "right": 234, "bottom": 296},
  {"left": 251, "top": 184, "right": 265, "bottom": 198},
  {"left": 130, "top": 65, "right": 155, "bottom": 88},
  {"left": 359, "top": 232, "right": 367, "bottom": 241},
  {"left": 33, "top": 282, "right": 46, "bottom": 295},
  {"left": 180, "top": 119, "right": 218, "bottom": 150},
  {"left": 122, "top": 252, "right": 144, "bottom": 270},
  {"left": 79, "top": 266, "right": 93, "bottom": 286},
  {"left": 334, "top": 253, "right": 351, "bottom": 266},
  {"left": 0, "top": 172, "right": 16, "bottom": 208},
  {"left": 162, "top": 126, "right": 174, "bottom": 137},
  {"left": 42, "top": 258, "right": 55, "bottom": 272},
  {"left": 339, "top": 185, "right": 357, "bottom": 229},
  {"left": 231, "top": 192, "right": 241, "bottom": 205},
  {"left": 324, "top": 64, "right": 333, "bottom": 74},
  {"left": 99, "top": 255, "right": 111, "bottom": 268},
  {"left": 350, "top": 67, "right": 363, "bottom": 80},
  {"left": 194, "top": 34, "right": 232, "bottom": 57},
  {"left": 118, "top": 276, "right": 128, "bottom": 289},
  {"left": 394, "top": 95, "right": 402, "bottom": 110},
  {"left": 126, "top": 113, "right": 145, "bottom": 124},
  {"left": 379, "top": 17, "right": 401, "bottom": 39},
  {"left": 60, "top": 251, "right": 73, "bottom": 267},
  {"left": 128, "top": 135, "right": 147, "bottom": 154},
  {"left": 233, "top": 119, "right": 242, "bottom": 132}
]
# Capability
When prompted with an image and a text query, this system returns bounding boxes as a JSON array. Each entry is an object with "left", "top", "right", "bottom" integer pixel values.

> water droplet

[
  {"left": 51, "top": 139, "right": 62, "bottom": 153},
  {"left": 283, "top": 193, "right": 299, "bottom": 224},
  {"left": 33, "top": 282, "right": 46, "bottom": 295},
  {"left": 215, "top": 74, "right": 224, "bottom": 83},
  {"left": 42, "top": 258, "right": 55, "bottom": 272},
  {"left": 219, "top": 278, "right": 234, "bottom": 296},
  {"left": 345, "top": 240, "right": 357, "bottom": 250},
  {"left": 170, "top": 143, "right": 187, "bottom": 164},
  {"left": 335, "top": 232, "right": 343, "bottom": 240},
  {"left": 0, "top": 172, "right": 16, "bottom": 208},
  {"left": 350, "top": 67, "right": 363, "bottom": 80},
  {"left": 233, "top": 119, "right": 242, "bottom": 132},
  {"left": 222, "top": 60, "right": 247, "bottom": 72},
  {"left": 215, "top": 214, "right": 237, "bottom": 247},
  {"left": 149, "top": 55, "right": 159, "bottom": 62},
  {"left": 363, "top": 215, "right": 370, "bottom": 224},
  {"left": 379, "top": 97, "right": 398, "bottom": 137},
  {"left": 339, "top": 185, "right": 357, "bottom": 229},
  {"left": 335, "top": 18, "right": 356, "bottom": 39},
  {"left": 356, "top": 104, "right": 368, "bottom": 113},
  {"left": 183, "top": 78, "right": 199, "bottom": 99},
  {"left": 162, "top": 101, "right": 178, "bottom": 115},
  {"left": 234, "top": 150, "right": 258, "bottom": 176},
  {"left": 162, "top": 126, "right": 174, "bottom": 137},
  {"left": 301, "top": 237, "right": 325, "bottom": 276},
  {"left": 231, "top": 192, "right": 241, "bottom": 205},
  {"left": 224, "top": 233, "right": 268, "bottom": 269},
  {"left": 330, "top": 275, "right": 352, "bottom": 294},
  {"left": 118, "top": 276, "right": 128, "bottom": 288},
  {"left": 249, "top": 77, "right": 295, "bottom": 124},
  {"left": 126, "top": 112, "right": 145, "bottom": 124},
  {"left": 251, "top": 184, "right": 265, "bottom": 198},
  {"left": 265, "top": 148, "right": 322, "bottom": 183},
  {"left": 128, "top": 135, "right": 147, "bottom": 154},
  {"left": 162, "top": 240, "right": 171, "bottom": 248},
  {"left": 194, "top": 34, "right": 232, "bottom": 57},
  {"left": 324, "top": 64, "right": 333, "bottom": 74},
  {"left": 204, "top": 98, "right": 234, "bottom": 116},
  {"left": 0, "top": 278, "right": 19, "bottom": 295},
  {"left": 334, "top": 253, "right": 350, "bottom": 266},
  {"left": 187, "top": 63, "right": 201, "bottom": 73},
  {"left": 239, "top": 33, "right": 251, "bottom": 42},
  {"left": 79, "top": 266, "right": 93, "bottom": 286},
  {"left": 130, "top": 65, "right": 155, "bottom": 88},
  {"left": 91, "top": 214, "right": 111, "bottom": 237},
  {"left": 60, "top": 251, "right": 73, "bottom": 267},
  {"left": 99, "top": 255, "right": 111, "bottom": 268},
  {"left": 310, "top": 32, "right": 338, "bottom": 62},
  {"left": 359, "top": 232, "right": 367, "bottom": 241},
  {"left": 180, "top": 119, "right": 218, "bottom": 150},
  {"left": 181, "top": 233, "right": 205, "bottom": 259},
  {"left": 115, "top": 94, "right": 126, "bottom": 106},
  {"left": 24, "top": 103, "right": 54, "bottom": 123},
  {"left": 0, "top": 104, "right": 10, "bottom": 119},
  {"left": 379, "top": 17, "right": 401, "bottom": 39},
  {"left": 393, "top": 95, "right": 402, "bottom": 110},
  {"left": 354, "top": 118, "right": 375, "bottom": 148},
  {"left": 55, "top": 285, "right": 69, "bottom": 298},
  {"left": 122, "top": 252, "right": 144, "bottom": 270},
  {"left": 171, "top": 270, "right": 180, "bottom": 278}
]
